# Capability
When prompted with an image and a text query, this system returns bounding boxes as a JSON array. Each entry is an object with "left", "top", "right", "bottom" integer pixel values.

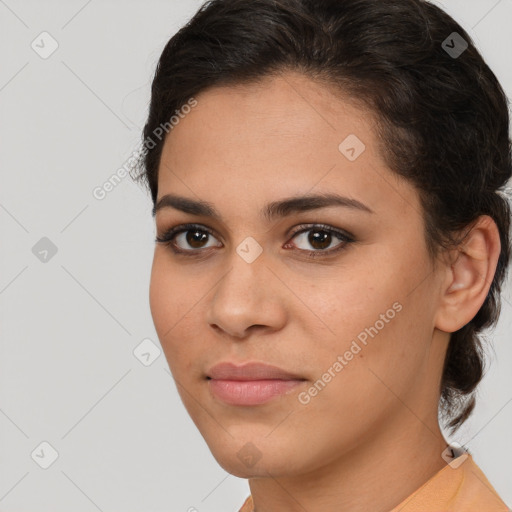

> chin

[{"left": 205, "top": 436, "right": 305, "bottom": 479}]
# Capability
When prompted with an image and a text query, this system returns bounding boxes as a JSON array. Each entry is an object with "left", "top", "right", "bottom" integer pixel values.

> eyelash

[{"left": 155, "top": 223, "right": 355, "bottom": 259}]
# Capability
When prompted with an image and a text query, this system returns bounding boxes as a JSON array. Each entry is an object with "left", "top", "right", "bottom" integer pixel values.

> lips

[
  {"left": 206, "top": 362, "right": 306, "bottom": 406},
  {"left": 207, "top": 361, "right": 305, "bottom": 381}
]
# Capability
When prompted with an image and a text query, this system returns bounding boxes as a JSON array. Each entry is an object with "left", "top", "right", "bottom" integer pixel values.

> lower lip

[{"left": 208, "top": 379, "right": 304, "bottom": 406}]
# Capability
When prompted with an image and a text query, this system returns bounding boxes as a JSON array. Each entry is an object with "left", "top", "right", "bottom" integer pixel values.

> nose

[{"left": 205, "top": 248, "right": 287, "bottom": 340}]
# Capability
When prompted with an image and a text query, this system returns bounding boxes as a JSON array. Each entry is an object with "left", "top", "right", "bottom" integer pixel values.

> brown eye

[
  {"left": 155, "top": 224, "right": 222, "bottom": 252},
  {"left": 285, "top": 224, "right": 355, "bottom": 259},
  {"left": 183, "top": 229, "right": 210, "bottom": 249},
  {"left": 306, "top": 230, "right": 332, "bottom": 250},
  {"left": 289, "top": 226, "right": 351, "bottom": 252}
]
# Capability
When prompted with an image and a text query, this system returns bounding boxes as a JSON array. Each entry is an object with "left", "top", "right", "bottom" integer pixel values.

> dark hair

[{"left": 131, "top": 0, "right": 512, "bottom": 433}]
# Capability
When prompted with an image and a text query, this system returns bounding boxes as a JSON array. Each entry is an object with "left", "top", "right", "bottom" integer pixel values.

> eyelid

[
  {"left": 287, "top": 223, "right": 354, "bottom": 241},
  {"left": 284, "top": 223, "right": 354, "bottom": 258},
  {"left": 155, "top": 223, "right": 222, "bottom": 247}
]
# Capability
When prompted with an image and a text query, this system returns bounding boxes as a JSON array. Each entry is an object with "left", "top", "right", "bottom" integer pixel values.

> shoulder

[
  {"left": 390, "top": 453, "right": 510, "bottom": 512},
  {"left": 455, "top": 454, "right": 509, "bottom": 511},
  {"left": 238, "top": 495, "right": 253, "bottom": 512}
]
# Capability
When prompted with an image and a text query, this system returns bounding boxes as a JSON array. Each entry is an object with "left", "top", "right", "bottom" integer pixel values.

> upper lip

[{"left": 207, "top": 362, "right": 305, "bottom": 381}]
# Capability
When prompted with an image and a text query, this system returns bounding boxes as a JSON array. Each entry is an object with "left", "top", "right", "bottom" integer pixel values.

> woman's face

[{"left": 150, "top": 71, "right": 449, "bottom": 478}]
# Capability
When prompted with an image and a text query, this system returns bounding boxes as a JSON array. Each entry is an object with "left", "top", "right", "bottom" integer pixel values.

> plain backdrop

[{"left": 0, "top": 1, "right": 511, "bottom": 511}]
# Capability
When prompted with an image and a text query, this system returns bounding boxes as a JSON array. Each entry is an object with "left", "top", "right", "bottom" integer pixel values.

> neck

[{"left": 247, "top": 412, "right": 449, "bottom": 512}]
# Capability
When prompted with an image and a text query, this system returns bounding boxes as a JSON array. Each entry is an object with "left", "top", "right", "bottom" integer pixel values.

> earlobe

[{"left": 435, "top": 216, "right": 501, "bottom": 333}]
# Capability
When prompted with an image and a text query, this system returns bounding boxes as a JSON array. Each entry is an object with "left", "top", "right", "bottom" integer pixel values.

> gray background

[{"left": 0, "top": 1, "right": 511, "bottom": 511}]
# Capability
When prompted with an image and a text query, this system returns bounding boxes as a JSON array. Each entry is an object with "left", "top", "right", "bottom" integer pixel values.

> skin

[{"left": 149, "top": 70, "right": 501, "bottom": 512}]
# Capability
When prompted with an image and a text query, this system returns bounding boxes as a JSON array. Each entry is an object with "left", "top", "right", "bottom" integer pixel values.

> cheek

[
  {"left": 298, "top": 263, "right": 426, "bottom": 397},
  {"left": 149, "top": 255, "right": 210, "bottom": 380},
  {"left": 291, "top": 306, "right": 418, "bottom": 452},
  {"left": 292, "top": 263, "right": 397, "bottom": 347},
  {"left": 149, "top": 254, "right": 196, "bottom": 329},
  {"left": 149, "top": 256, "right": 189, "bottom": 357},
  {"left": 149, "top": 259, "right": 172, "bottom": 337}
]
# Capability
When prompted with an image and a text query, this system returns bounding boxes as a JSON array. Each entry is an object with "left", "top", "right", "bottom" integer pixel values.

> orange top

[{"left": 238, "top": 453, "right": 509, "bottom": 512}]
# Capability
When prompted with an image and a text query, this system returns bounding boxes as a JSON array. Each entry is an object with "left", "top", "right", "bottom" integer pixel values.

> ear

[{"left": 435, "top": 215, "right": 501, "bottom": 333}]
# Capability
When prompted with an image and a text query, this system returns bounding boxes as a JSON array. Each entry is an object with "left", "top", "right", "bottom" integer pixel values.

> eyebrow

[{"left": 152, "top": 192, "right": 374, "bottom": 221}]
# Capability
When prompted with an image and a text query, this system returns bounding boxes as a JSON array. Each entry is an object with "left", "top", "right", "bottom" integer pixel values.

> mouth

[{"left": 206, "top": 361, "right": 307, "bottom": 406}]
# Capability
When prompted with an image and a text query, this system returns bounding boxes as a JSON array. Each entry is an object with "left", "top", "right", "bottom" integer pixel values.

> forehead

[
  {"left": 161, "top": 70, "right": 373, "bottom": 162},
  {"left": 156, "top": 71, "right": 419, "bottom": 223}
]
